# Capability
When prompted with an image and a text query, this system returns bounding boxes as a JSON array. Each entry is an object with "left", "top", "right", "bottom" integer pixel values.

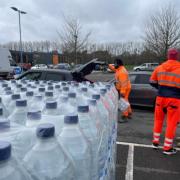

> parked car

[
  {"left": 31, "top": 64, "right": 48, "bottom": 70},
  {"left": 53, "top": 63, "right": 71, "bottom": 70},
  {"left": 16, "top": 59, "right": 103, "bottom": 82},
  {"left": 109, "top": 71, "right": 157, "bottom": 107},
  {"left": 128, "top": 71, "right": 157, "bottom": 107},
  {"left": 133, "top": 63, "right": 159, "bottom": 71}
]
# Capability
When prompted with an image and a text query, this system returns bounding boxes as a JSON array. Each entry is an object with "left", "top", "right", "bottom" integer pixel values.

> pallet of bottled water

[{"left": 0, "top": 79, "right": 118, "bottom": 180}]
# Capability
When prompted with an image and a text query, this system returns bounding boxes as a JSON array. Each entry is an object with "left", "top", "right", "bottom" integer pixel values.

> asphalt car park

[{"left": 116, "top": 107, "right": 180, "bottom": 180}]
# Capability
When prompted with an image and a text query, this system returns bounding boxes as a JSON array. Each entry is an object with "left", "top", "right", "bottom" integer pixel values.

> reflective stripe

[
  {"left": 164, "top": 143, "right": 172, "bottom": 147},
  {"left": 150, "top": 80, "right": 158, "bottom": 83},
  {"left": 157, "top": 72, "right": 180, "bottom": 78},
  {"left": 159, "top": 80, "right": 180, "bottom": 88},
  {"left": 154, "top": 132, "right": 160, "bottom": 136},
  {"left": 154, "top": 138, "right": 159, "bottom": 141},
  {"left": 165, "top": 138, "right": 173, "bottom": 143}
]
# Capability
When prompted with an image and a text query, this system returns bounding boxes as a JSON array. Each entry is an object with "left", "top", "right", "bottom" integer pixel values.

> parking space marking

[
  {"left": 125, "top": 144, "right": 134, "bottom": 180},
  {"left": 116, "top": 141, "right": 180, "bottom": 151}
]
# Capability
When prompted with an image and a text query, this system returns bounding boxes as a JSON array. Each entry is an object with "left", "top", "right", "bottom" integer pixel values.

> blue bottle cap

[
  {"left": 2, "top": 84, "right": 8, "bottom": 88},
  {"left": 27, "top": 111, "right": 41, "bottom": 120},
  {"left": 63, "top": 87, "right": 69, "bottom": 91},
  {"left": 21, "top": 87, "right": 27, "bottom": 92},
  {"left": 39, "top": 87, "right": 45, "bottom": 92},
  {"left": 4, "top": 87, "right": 11, "bottom": 91},
  {"left": 64, "top": 114, "right": 78, "bottom": 124},
  {"left": 68, "top": 92, "right": 76, "bottom": 98},
  {"left": 87, "top": 99, "right": 97, "bottom": 106},
  {"left": 78, "top": 105, "right": 89, "bottom": 113},
  {"left": 100, "top": 89, "right": 107, "bottom": 95},
  {"left": 0, "top": 97, "right": 1, "bottom": 103},
  {"left": 45, "top": 91, "right": 53, "bottom": 97},
  {"left": 92, "top": 94, "right": 100, "bottom": 100},
  {"left": 34, "top": 95, "right": 43, "bottom": 100},
  {"left": 55, "top": 85, "right": 60, "bottom": 89},
  {"left": 47, "top": 86, "right": 54, "bottom": 90},
  {"left": 11, "top": 94, "right": 20, "bottom": 100},
  {"left": 89, "top": 84, "right": 95, "bottom": 88},
  {"left": 11, "top": 80, "right": 16, "bottom": 83},
  {"left": 35, "top": 81, "right": 40, "bottom": 84},
  {"left": 26, "top": 91, "right": 34, "bottom": 97},
  {"left": 105, "top": 84, "right": 111, "bottom": 90},
  {"left": 5, "top": 91, "right": 13, "bottom": 95},
  {"left": 0, "top": 141, "right": 11, "bottom": 161},
  {"left": 46, "top": 101, "right": 57, "bottom": 109},
  {"left": 16, "top": 99, "right": 27, "bottom": 107},
  {"left": 61, "top": 82, "right": 67, "bottom": 86},
  {"left": 36, "top": 123, "right": 55, "bottom": 138},
  {"left": 0, "top": 108, "right": 3, "bottom": 115},
  {"left": 16, "top": 84, "right": 22, "bottom": 88},
  {"left": 0, "top": 120, "right": 10, "bottom": 130},
  {"left": 81, "top": 87, "right": 88, "bottom": 92}
]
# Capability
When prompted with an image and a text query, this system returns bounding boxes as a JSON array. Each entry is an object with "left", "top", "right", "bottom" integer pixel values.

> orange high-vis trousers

[{"left": 153, "top": 96, "right": 180, "bottom": 150}]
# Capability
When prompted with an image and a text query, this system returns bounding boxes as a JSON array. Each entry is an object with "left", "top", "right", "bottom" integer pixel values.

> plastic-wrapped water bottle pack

[{"left": 0, "top": 79, "right": 118, "bottom": 180}]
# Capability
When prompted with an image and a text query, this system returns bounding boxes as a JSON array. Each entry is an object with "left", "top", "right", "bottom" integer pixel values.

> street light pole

[
  {"left": 11, "top": 7, "right": 27, "bottom": 64},
  {"left": 74, "top": 34, "right": 78, "bottom": 64}
]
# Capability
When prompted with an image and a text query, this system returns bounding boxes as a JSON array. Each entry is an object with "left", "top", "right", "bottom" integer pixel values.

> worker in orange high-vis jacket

[
  {"left": 109, "top": 58, "right": 132, "bottom": 122},
  {"left": 150, "top": 48, "right": 180, "bottom": 155}
]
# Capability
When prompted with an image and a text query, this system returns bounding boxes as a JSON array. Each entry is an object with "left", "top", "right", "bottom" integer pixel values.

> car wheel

[{"left": 135, "top": 68, "right": 140, "bottom": 71}]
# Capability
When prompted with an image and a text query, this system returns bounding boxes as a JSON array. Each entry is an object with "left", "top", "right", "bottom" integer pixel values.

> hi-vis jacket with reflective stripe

[
  {"left": 150, "top": 60, "right": 180, "bottom": 99},
  {"left": 109, "top": 64, "right": 131, "bottom": 94}
]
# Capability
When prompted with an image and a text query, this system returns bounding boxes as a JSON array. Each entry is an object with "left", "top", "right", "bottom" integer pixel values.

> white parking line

[
  {"left": 116, "top": 141, "right": 180, "bottom": 151},
  {"left": 125, "top": 144, "right": 134, "bottom": 180}
]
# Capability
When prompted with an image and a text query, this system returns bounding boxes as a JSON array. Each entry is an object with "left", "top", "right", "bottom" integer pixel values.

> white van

[
  {"left": 133, "top": 63, "right": 159, "bottom": 71},
  {"left": 0, "top": 48, "right": 19, "bottom": 79}
]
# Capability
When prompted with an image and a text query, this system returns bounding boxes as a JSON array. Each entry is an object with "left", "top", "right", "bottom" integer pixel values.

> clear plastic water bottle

[
  {"left": 0, "top": 141, "right": 32, "bottom": 180},
  {"left": 58, "top": 114, "right": 91, "bottom": 180},
  {"left": 2, "top": 90, "right": 13, "bottom": 108},
  {"left": 29, "top": 95, "right": 44, "bottom": 112},
  {"left": 44, "top": 91, "right": 54, "bottom": 101},
  {"left": 0, "top": 97, "right": 9, "bottom": 118},
  {"left": 23, "top": 123, "right": 75, "bottom": 180},
  {"left": 26, "top": 111, "right": 42, "bottom": 127},
  {"left": 8, "top": 100, "right": 28, "bottom": 126},
  {"left": 38, "top": 87, "right": 46, "bottom": 97},
  {"left": 68, "top": 92, "right": 77, "bottom": 107},
  {"left": 58, "top": 96, "right": 76, "bottom": 116},
  {"left": 77, "top": 105, "right": 99, "bottom": 180},
  {"left": 42, "top": 101, "right": 64, "bottom": 135},
  {"left": 7, "top": 94, "right": 21, "bottom": 114}
]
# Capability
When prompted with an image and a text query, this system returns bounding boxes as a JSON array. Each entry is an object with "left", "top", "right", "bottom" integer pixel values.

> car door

[
  {"left": 129, "top": 73, "right": 157, "bottom": 107},
  {"left": 45, "top": 72, "right": 66, "bottom": 81}
]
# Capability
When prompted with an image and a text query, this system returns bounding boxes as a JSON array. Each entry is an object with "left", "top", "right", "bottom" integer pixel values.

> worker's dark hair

[{"left": 114, "top": 58, "right": 123, "bottom": 66}]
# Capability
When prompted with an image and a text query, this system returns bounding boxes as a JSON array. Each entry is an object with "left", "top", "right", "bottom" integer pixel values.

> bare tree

[
  {"left": 57, "top": 16, "right": 91, "bottom": 64},
  {"left": 143, "top": 4, "right": 180, "bottom": 60}
]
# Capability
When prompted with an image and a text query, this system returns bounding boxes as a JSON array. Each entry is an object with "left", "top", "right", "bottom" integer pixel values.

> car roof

[{"left": 25, "top": 69, "right": 71, "bottom": 74}]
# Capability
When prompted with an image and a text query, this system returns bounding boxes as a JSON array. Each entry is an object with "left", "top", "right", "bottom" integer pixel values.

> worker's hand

[{"left": 120, "top": 93, "right": 125, "bottom": 98}]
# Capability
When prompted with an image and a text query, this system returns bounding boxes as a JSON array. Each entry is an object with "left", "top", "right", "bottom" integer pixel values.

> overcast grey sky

[{"left": 0, "top": 0, "right": 179, "bottom": 43}]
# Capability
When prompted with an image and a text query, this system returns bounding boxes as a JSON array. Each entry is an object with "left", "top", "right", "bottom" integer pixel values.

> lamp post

[
  {"left": 74, "top": 34, "right": 78, "bottom": 64},
  {"left": 11, "top": 7, "right": 27, "bottom": 64}
]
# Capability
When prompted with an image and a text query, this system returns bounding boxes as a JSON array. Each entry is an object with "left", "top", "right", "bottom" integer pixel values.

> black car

[
  {"left": 16, "top": 59, "right": 104, "bottom": 82},
  {"left": 129, "top": 71, "right": 157, "bottom": 107},
  {"left": 109, "top": 71, "right": 157, "bottom": 107}
]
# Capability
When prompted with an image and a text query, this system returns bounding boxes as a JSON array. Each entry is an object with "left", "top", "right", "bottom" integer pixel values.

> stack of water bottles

[{"left": 0, "top": 79, "right": 118, "bottom": 180}]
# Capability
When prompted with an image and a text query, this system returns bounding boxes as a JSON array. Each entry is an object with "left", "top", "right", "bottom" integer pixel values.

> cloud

[{"left": 0, "top": 0, "right": 179, "bottom": 43}]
